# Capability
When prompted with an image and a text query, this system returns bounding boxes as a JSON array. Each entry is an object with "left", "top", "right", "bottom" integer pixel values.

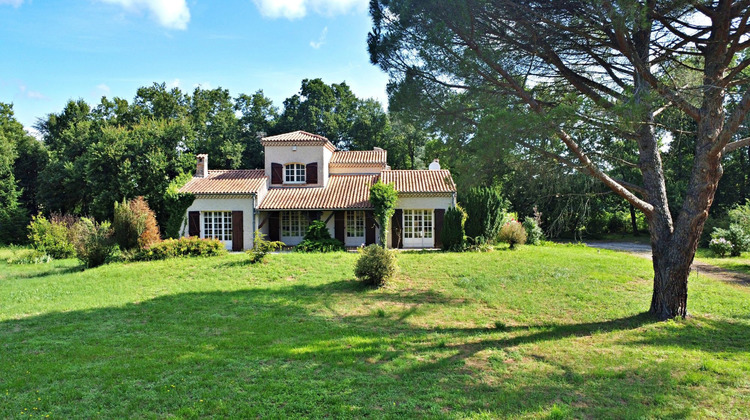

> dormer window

[{"left": 285, "top": 163, "right": 306, "bottom": 184}]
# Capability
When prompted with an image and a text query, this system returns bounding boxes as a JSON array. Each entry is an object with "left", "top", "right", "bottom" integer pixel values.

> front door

[{"left": 402, "top": 209, "right": 434, "bottom": 248}]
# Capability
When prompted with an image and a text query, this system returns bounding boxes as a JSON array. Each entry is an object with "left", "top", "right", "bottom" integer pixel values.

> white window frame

[
  {"left": 203, "top": 211, "right": 233, "bottom": 241},
  {"left": 281, "top": 211, "right": 308, "bottom": 237},
  {"left": 284, "top": 163, "right": 306, "bottom": 184},
  {"left": 346, "top": 211, "right": 365, "bottom": 238},
  {"left": 403, "top": 209, "right": 433, "bottom": 239}
]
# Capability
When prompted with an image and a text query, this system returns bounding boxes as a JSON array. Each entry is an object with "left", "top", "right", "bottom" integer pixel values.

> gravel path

[{"left": 585, "top": 241, "right": 750, "bottom": 287}]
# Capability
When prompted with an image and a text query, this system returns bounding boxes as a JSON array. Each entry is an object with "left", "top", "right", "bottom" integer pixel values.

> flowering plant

[{"left": 709, "top": 237, "right": 732, "bottom": 258}]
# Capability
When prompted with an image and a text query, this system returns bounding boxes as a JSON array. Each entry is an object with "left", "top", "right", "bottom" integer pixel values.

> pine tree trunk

[{"left": 649, "top": 240, "right": 693, "bottom": 319}]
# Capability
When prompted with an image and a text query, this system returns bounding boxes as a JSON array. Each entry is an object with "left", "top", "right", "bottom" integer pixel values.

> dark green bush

[
  {"left": 295, "top": 220, "right": 344, "bottom": 252},
  {"left": 354, "top": 244, "right": 397, "bottom": 287},
  {"left": 522, "top": 217, "right": 544, "bottom": 245},
  {"left": 461, "top": 187, "right": 507, "bottom": 244},
  {"left": 584, "top": 213, "right": 608, "bottom": 238},
  {"left": 27, "top": 213, "right": 76, "bottom": 259},
  {"left": 606, "top": 213, "right": 628, "bottom": 234},
  {"left": 134, "top": 236, "right": 226, "bottom": 261},
  {"left": 70, "top": 218, "right": 116, "bottom": 268},
  {"left": 441, "top": 206, "right": 466, "bottom": 251},
  {"left": 498, "top": 220, "right": 527, "bottom": 249},
  {"left": 247, "top": 230, "right": 284, "bottom": 264},
  {"left": 113, "top": 196, "right": 161, "bottom": 251}
]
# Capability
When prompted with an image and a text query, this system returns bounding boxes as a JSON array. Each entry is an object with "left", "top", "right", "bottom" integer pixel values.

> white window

[
  {"left": 204, "top": 211, "right": 232, "bottom": 241},
  {"left": 281, "top": 211, "right": 309, "bottom": 237},
  {"left": 403, "top": 210, "right": 433, "bottom": 239},
  {"left": 346, "top": 211, "right": 365, "bottom": 237},
  {"left": 284, "top": 163, "right": 306, "bottom": 184}
]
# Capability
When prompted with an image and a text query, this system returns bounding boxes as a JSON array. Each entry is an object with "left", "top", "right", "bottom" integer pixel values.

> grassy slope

[
  {"left": 1, "top": 245, "right": 749, "bottom": 419},
  {"left": 695, "top": 249, "right": 750, "bottom": 275}
]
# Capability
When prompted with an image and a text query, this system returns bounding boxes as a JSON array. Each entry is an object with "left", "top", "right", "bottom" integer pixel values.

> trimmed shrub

[
  {"left": 441, "top": 206, "right": 466, "bottom": 251},
  {"left": 354, "top": 244, "right": 397, "bottom": 287},
  {"left": 247, "top": 230, "right": 284, "bottom": 264},
  {"left": 134, "top": 236, "right": 226, "bottom": 261},
  {"left": 370, "top": 181, "right": 398, "bottom": 246},
  {"left": 522, "top": 217, "right": 544, "bottom": 245},
  {"left": 70, "top": 218, "right": 116, "bottom": 268},
  {"left": 498, "top": 220, "right": 527, "bottom": 249},
  {"left": 113, "top": 196, "right": 161, "bottom": 251},
  {"left": 461, "top": 187, "right": 507, "bottom": 244},
  {"left": 295, "top": 220, "right": 344, "bottom": 252},
  {"left": 27, "top": 213, "right": 76, "bottom": 259},
  {"left": 709, "top": 237, "right": 732, "bottom": 257}
]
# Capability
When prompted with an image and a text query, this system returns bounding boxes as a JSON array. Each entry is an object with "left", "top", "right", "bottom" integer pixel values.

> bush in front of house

[
  {"left": 498, "top": 220, "right": 527, "bottom": 249},
  {"left": 113, "top": 196, "right": 161, "bottom": 251},
  {"left": 70, "top": 218, "right": 116, "bottom": 268},
  {"left": 522, "top": 217, "right": 544, "bottom": 245},
  {"left": 441, "top": 206, "right": 466, "bottom": 251},
  {"left": 247, "top": 230, "right": 284, "bottom": 264},
  {"left": 27, "top": 213, "right": 76, "bottom": 259},
  {"left": 295, "top": 220, "right": 345, "bottom": 252},
  {"left": 354, "top": 244, "right": 397, "bottom": 287},
  {"left": 461, "top": 187, "right": 507, "bottom": 244},
  {"left": 134, "top": 236, "right": 226, "bottom": 261}
]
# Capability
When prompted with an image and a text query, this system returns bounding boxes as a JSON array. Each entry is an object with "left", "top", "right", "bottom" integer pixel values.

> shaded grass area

[
  {"left": 1, "top": 245, "right": 749, "bottom": 418},
  {"left": 696, "top": 248, "right": 750, "bottom": 275}
]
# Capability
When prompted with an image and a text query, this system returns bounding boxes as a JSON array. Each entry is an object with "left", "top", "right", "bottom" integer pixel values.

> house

[{"left": 178, "top": 130, "right": 457, "bottom": 250}]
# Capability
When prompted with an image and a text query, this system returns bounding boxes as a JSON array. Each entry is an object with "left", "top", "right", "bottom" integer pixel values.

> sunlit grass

[
  {"left": 1, "top": 244, "right": 749, "bottom": 418},
  {"left": 695, "top": 248, "right": 750, "bottom": 275}
]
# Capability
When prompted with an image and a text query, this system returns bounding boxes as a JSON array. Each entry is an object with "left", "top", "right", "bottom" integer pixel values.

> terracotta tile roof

[
  {"left": 259, "top": 175, "right": 377, "bottom": 210},
  {"left": 261, "top": 130, "right": 336, "bottom": 151},
  {"left": 380, "top": 170, "right": 456, "bottom": 194},
  {"left": 179, "top": 170, "right": 267, "bottom": 195},
  {"left": 330, "top": 149, "right": 387, "bottom": 166}
]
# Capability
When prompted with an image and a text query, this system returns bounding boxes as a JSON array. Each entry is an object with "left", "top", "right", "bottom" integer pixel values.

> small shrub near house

[
  {"left": 70, "top": 218, "right": 116, "bottom": 268},
  {"left": 295, "top": 220, "right": 344, "bottom": 252},
  {"left": 27, "top": 213, "right": 77, "bottom": 259},
  {"left": 441, "top": 206, "right": 466, "bottom": 251},
  {"left": 354, "top": 244, "right": 397, "bottom": 287},
  {"left": 247, "top": 230, "right": 284, "bottom": 264},
  {"left": 113, "top": 196, "right": 161, "bottom": 251},
  {"left": 134, "top": 236, "right": 226, "bottom": 261},
  {"left": 461, "top": 187, "right": 507, "bottom": 244},
  {"left": 498, "top": 219, "right": 527, "bottom": 249},
  {"left": 522, "top": 217, "right": 544, "bottom": 245}
]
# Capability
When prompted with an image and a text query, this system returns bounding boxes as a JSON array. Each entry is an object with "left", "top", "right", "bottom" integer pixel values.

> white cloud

[
  {"left": 95, "top": 83, "right": 111, "bottom": 95},
  {"left": 98, "top": 0, "right": 190, "bottom": 30},
  {"left": 0, "top": 0, "right": 24, "bottom": 7},
  {"left": 253, "top": 0, "right": 367, "bottom": 19},
  {"left": 310, "top": 26, "right": 327, "bottom": 49},
  {"left": 18, "top": 84, "right": 47, "bottom": 100},
  {"left": 167, "top": 78, "right": 181, "bottom": 89}
]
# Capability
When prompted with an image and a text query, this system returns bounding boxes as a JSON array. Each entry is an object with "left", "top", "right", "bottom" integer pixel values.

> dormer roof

[{"left": 261, "top": 130, "right": 336, "bottom": 152}]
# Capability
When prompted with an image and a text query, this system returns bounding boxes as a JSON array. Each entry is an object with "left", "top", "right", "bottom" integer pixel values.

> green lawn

[
  {"left": 1, "top": 245, "right": 749, "bottom": 418},
  {"left": 696, "top": 248, "right": 750, "bottom": 275}
]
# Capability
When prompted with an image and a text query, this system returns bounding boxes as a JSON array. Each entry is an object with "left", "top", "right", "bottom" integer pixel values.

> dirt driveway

[{"left": 585, "top": 241, "right": 750, "bottom": 286}]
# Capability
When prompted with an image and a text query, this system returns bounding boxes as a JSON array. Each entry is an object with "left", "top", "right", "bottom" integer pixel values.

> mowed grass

[
  {"left": 1, "top": 244, "right": 749, "bottom": 419},
  {"left": 696, "top": 248, "right": 750, "bottom": 275}
]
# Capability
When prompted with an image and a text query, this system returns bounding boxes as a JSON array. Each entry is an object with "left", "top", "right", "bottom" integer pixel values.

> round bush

[
  {"left": 709, "top": 237, "right": 732, "bottom": 257},
  {"left": 354, "top": 244, "right": 397, "bottom": 287},
  {"left": 27, "top": 213, "right": 76, "bottom": 259},
  {"left": 498, "top": 220, "right": 527, "bottom": 249},
  {"left": 522, "top": 217, "right": 544, "bottom": 245},
  {"left": 70, "top": 218, "right": 116, "bottom": 268}
]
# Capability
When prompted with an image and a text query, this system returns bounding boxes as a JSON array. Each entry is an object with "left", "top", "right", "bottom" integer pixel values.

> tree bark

[
  {"left": 630, "top": 204, "right": 638, "bottom": 236},
  {"left": 649, "top": 240, "right": 692, "bottom": 320}
]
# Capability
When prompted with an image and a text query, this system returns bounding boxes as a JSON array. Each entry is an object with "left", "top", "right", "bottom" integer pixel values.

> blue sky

[{"left": 0, "top": 0, "right": 390, "bottom": 133}]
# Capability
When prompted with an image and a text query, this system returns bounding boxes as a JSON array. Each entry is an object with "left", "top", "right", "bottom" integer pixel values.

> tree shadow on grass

[{"left": 0, "top": 284, "right": 745, "bottom": 418}]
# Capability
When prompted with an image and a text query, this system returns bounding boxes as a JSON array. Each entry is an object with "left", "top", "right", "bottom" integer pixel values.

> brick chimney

[{"left": 196, "top": 154, "right": 208, "bottom": 178}]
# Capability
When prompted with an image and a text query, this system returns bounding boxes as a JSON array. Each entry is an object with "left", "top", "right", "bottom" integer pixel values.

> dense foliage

[
  {"left": 295, "top": 220, "right": 345, "bottom": 252},
  {"left": 134, "top": 236, "right": 226, "bottom": 261},
  {"left": 441, "top": 206, "right": 466, "bottom": 251},
  {"left": 354, "top": 244, "right": 397, "bottom": 287},
  {"left": 70, "top": 218, "right": 116, "bottom": 268},
  {"left": 498, "top": 221, "right": 527, "bottom": 249},
  {"left": 27, "top": 213, "right": 76, "bottom": 259},
  {"left": 369, "top": 181, "right": 398, "bottom": 246},
  {"left": 113, "top": 197, "right": 161, "bottom": 251},
  {"left": 462, "top": 187, "right": 507, "bottom": 244},
  {"left": 522, "top": 218, "right": 545, "bottom": 246}
]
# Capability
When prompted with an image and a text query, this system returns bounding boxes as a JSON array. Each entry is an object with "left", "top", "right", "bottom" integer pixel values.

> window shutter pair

[{"left": 270, "top": 162, "right": 317, "bottom": 185}]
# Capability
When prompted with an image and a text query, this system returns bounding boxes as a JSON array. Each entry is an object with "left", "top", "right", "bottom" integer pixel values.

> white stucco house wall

[{"left": 179, "top": 130, "right": 457, "bottom": 250}]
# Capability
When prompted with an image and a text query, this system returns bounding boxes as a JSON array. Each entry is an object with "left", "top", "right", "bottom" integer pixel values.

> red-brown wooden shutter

[
  {"left": 334, "top": 211, "right": 345, "bottom": 243},
  {"left": 232, "top": 211, "right": 243, "bottom": 251},
  {"left": 188, "top": 211, "right": 200, "bottom": 237},
  {"left": 434, "top": 209, "right": 445, "bottom": 249},
  {"left": 306, "top": 162, "right": 318, "bottom": 184},
  {"left": 391, "top": 209, "right": 402, "bottom": 249},
  {"left": 271, "top": 163, "right": 283, "bottom": 185},
  {"left": 269, "top": 212, "right": 280, "bottom": 242},
  {"left": 365, "top": 211, "right": 376, "bottom": 245}
]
